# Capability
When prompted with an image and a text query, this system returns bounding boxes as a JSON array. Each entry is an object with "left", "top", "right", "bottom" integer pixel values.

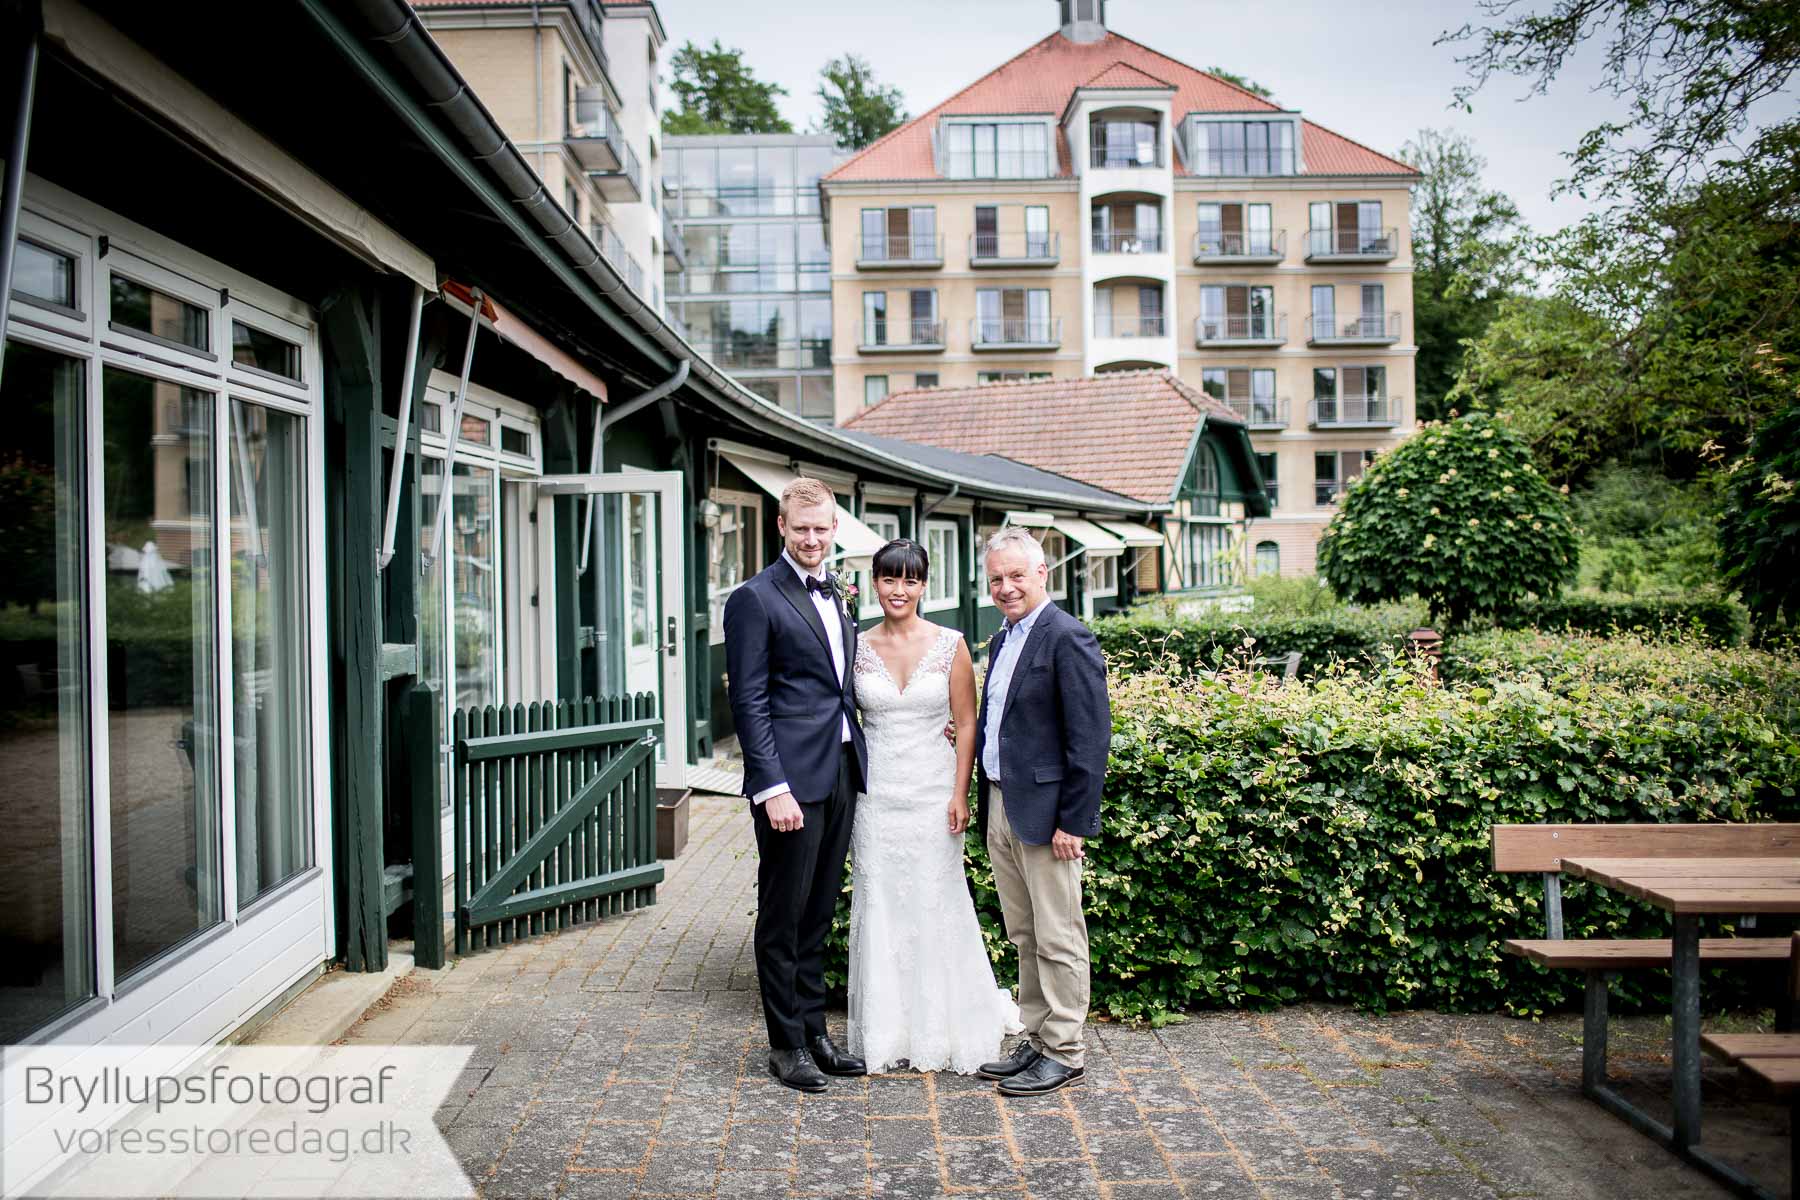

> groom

[
  {"left": 724, "top": 477, "right": 868, "bottom": 1093},
  {"left": 974, "top": 526, "right": 1110, "bottom": 1096}
]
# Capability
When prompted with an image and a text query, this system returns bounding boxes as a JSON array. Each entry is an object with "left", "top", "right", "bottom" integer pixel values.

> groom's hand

[
  {"left": 1051, "top": 829, "right": 1085, "bottom": 861},
  {"left": 765, "top": 792, "right": 804, "bottom": 833}
]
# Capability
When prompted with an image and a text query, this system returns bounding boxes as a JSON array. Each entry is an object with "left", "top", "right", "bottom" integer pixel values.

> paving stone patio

[{"left": 341, "top": 795, "right": 1793, "bottom": 1199}]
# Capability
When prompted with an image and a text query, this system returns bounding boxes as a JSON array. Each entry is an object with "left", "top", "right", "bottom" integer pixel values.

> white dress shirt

[
  {"left": 981, "top": 596, "right": 1053, "bottom": 783},
  {"left": 751, "top": 550, "right": 853, "bottom": 805}
]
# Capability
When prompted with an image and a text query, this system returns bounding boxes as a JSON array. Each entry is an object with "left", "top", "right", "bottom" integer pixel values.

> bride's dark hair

[{"left": 871, "top": 538, "right": 929, "bottom": 582}]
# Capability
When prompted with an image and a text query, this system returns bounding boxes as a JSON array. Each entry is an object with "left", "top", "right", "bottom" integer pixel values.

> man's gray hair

[{"left": 983, "top": 525, "right": 1047, "bottom": 569}]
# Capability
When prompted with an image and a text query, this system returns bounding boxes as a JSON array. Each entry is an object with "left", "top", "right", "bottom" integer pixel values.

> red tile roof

[
  {"left": 825, "top": 31, "right": 1415, "bottom": 183},
  {"left": 840, "top": 370, "right": 1242, "bottom": 504}
]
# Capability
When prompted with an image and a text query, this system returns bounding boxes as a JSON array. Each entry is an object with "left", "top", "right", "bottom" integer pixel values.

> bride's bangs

[{"left": 872, "top": 538, "right": 929, "bottom": 582}]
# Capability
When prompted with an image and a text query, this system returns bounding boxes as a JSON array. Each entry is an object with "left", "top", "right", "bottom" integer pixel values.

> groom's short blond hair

[{"left": 779, "top": 477, "right": 836, "bottom": 519}]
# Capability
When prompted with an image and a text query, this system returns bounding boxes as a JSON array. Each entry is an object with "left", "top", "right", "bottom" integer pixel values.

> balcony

[
  {"left": 856, "top": 234, "right": 944, "bottom": 270},
  {"left": 595, "top": 224, "right": 645, "bottom": 295},
  {"left": 969, "top": 231, "right": 1060, "bottom": 268},
  {"left": 1090, "top": 230, "right": 1164, "bottom": 255},
  {"left": 1218, "top": 396, "right": 1290, "bottom": 430},
  {"left": 1305, "top": 312, "right": 1401, "bottom": 346},
  {"left": 691, "top": 338, "right": 832, "bottom": 371},
  {"left": 590, "top": 137, "right": 644, "bottom": 203},
  {"left": 566, "top": 90, "right": 624, "bottom": 173},
  {"left": 662, "top": 208, "right": 685, "bottom": 269},
  {"left": 1309, "top": 394, "right": 1401, "bottom": 429},
  {"left": 1304, "top": 226, "right": 1399, "bottom": 262},
  {"left": 859, "top": 319, "right": 945, "bottom": 354},
  {"left": 970, "top": 317, "right": 1062, "bottom": 351},
  {"left": 1089, "top": 123, "right": 1163, "bottom": 169},
  {"left": 1192, "top": 229, "right": 1285, "bottom": 265},
  {"left": 1093, "top": 314, "right": 1167, "bottom": 338},
  {"left": 1194, "top": 313, "right": 1287, "bottom": 348}
]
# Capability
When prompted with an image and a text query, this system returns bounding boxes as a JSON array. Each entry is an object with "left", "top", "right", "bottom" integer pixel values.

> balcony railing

[
  {"left": 690, "top": 338, "right": 832, "bottom": 371},
  {"left": 595, "top": 225, "right": 645, "bottom": 295},
  {"left": 1305, "top": 312, "right": 1402, "bottom": 345},
  {"left": 1091, "top": 230, "right": 1164, "bottom": 254},
  {"left": 1304, "top": 226, "right": 1399, "bottom": 261},
  {"left": 1194, "top": 313, "right": 1287, "bottom": 346},
  {"left": 661, "top": 208, "right": 685, "bottom": 268},
  {"left": 1309, "top": 394, "right": 1400, "bottom": 428},
  {"left": 1093, "top": 314, "right": 1167, "bottom": 338},
  {"left": 856, "top": 234, "right": 945, "bottom": 269},
  {"left": 591, "top": 137, "right": 644, "bottom": 203},
  {"left": 1315, "top": 480, "right": 1345, "bottom": 506},
  {"left": 566, "top": 91, "right": 624, "bottom": 172},
  {"left": 1089, "top": 134, "right": 1163, "bottom": 169},
  {"left": 969, "top": 231, "right": 1060, "bottom": 267},
  {"left": 860, "top": 319, "right": 945, "bottom": 352},
  {"left": 1192, "top": 229, "right": 1286, "bottom": 264},
  {"left": 1217, "top": 396, "right": 1290, "bottom": 429},
  {"left": 969, "top": 317, "right": 1062, "bottom": 349}
]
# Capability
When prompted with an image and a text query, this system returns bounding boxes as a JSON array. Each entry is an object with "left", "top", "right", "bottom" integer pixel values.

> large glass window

[
  {"left": 1177, "top": 523, "right": 1232, "bottom": 589},
  {"left": 227, "top": 401, "right": 313, "bottom": 906},
  {"left": 16, "top": 239, "right": 77, "bottom": 309},
  {"left": 859, "top": 511, "right": 902, "bottom": 617},
  {"left": 1199, "top": 285, "right": 1275, "bottom": 340},
  {"left": 944, "top": 122, "right": 1049, "bottom": 179},
  {"left": 1190, "top": 119, "right": 1296, "bottom": 176},
  {"left": 102, "top": 366, "right": 222, "bottom": 980},
  {"left": 924, "top": 520, "right": 958, "bottom": 610},
  {"left": 1256, "top": 451, "right": 1279, "bottom": 509},
  {"left": 0, "top": 341, "right": 94, "bottom": 1040},
  {"left": 708, "top": 490, "right": 764, "bottom": 640},
  {"left": 450, "top": 463, "right": 497, "bottom": 711}
]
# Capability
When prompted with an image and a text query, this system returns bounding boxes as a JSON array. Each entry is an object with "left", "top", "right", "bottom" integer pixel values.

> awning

[
  {"left": 1049, "top": 517, "right": 1125, "bottom": 557},
  {"left": 1094, "top": 520, "right": 1164, "bottom": 548},
  {"left": 1002, "top": 510, "right": 1054, "bottom": 528},
  {"left": 720, "top": 450, "right": 887, "bottom": 570},
  {"left": 443, "top": 280, "right": 609, "bottom": 405}
]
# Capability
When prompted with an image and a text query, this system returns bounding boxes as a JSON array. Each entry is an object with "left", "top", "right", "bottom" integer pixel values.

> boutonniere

[{"left": 828, "top": 574, "right": 857, "bottom": 613}]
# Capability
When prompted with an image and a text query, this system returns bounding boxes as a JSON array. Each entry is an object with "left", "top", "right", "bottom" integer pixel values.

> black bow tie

[{"left": 804, "top": 574, "right": 832, "bottom": 596}]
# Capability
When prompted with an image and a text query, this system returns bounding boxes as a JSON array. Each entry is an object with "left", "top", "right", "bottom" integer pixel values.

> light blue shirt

[{"left": 981, "top": 596, "right": 1053, "bottom": 783}]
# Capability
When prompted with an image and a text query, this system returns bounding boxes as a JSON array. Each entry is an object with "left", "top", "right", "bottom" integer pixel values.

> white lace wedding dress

[{"left": 848, "top": 625, "right": 1020, "bottom": 1073}]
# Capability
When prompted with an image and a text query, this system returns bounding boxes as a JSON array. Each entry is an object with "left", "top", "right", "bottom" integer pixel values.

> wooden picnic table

[{"left": 1562, "top": 854, "right": 1800, "bottom": 1199}]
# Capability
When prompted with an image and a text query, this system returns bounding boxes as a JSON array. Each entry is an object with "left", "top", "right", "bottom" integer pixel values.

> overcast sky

[{"left": 653, "top": 0, "right": 1646, "bottom": 235}]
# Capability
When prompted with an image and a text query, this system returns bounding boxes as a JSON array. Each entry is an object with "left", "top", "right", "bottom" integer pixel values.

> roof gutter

[{"left": 312, "top": 0, "right": 1160, "bottom": 514}]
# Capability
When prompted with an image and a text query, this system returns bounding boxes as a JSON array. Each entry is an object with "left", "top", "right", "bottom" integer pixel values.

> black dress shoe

[
  {"left": 768, "top": 1048, "right": 829, "bottom": 1093},
  {"left": 977, "top": 1040, "right": 1043, "bottom": 1080},
  {"left": 807, "top": 1034, "right": 867, "bottom": 1077},
  {"left": 995, "top": 1055, "right": 1084, "bottom": 1096}
]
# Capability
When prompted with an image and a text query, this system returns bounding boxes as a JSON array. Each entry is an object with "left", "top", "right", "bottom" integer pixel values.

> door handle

[{"left": 662, "top": 616, "right": 680, "bottom": 656}]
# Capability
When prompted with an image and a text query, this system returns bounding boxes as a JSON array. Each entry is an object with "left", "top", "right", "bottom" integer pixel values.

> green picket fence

[{"left": 451, "top": 694, "right": 665, "bottom": 954}]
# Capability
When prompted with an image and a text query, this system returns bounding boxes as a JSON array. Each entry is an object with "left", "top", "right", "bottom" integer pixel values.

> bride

[{"left": 849, "top": 538, "right": 1019, "bottom": 1073}]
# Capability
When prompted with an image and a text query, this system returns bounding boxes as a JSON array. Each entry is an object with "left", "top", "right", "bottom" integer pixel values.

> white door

[{"left": 535, "top": 472, "right": 689, "bottom": 789}]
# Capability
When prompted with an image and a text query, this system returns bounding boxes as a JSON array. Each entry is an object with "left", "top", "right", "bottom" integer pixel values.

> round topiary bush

[{"left": 1316, "top": 411, "right": 1578, "bottom": 627}]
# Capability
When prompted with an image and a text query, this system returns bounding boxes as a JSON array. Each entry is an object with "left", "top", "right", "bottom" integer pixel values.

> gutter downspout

[
  {"left": 578, "top": 357, "right": 687, "bottom": 577},
  {"left": 0, "top": 3, "right": 41, "bottom": 390},
  {"left": 919, "top": 483, "right": 960, "bottom": 520}
]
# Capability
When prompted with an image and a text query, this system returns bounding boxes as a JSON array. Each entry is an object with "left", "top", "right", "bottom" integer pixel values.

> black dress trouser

[{"left": 750, "top": 747, "right": 857, "bottom": 1050}]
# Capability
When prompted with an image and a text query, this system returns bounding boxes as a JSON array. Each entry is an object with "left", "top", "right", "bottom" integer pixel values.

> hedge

[
  {"left": 1089, "top": 599, "right": 1423, "bottom": 679},
  {"left": 1502, "top": 590, "right": 1747, "bottom": 645},
  {"left": 828, "top": 633, "right": 1800, "bottom": 1024}
]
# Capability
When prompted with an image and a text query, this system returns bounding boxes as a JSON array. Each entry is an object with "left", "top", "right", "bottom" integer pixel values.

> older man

[{"left": 973, "top": 527, "right": 1110, "bottom": 1096}]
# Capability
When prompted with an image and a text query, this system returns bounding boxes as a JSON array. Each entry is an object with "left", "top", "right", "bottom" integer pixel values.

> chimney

[{"left": 1057, "top": 0, "right": 1107, "bottom": 43}]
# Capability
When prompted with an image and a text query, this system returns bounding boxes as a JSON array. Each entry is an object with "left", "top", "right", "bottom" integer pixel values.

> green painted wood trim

[
  {"left": 406, "top": 683, "right": 446, "bottom": 969},
  {"left": 458, "top": 718, "right": 659, "bottom": 762},
  {"left": 465, "top": 862, "right": 665, "bottom": 927},
  {"left": 379, "top": 642, "right": 417, "bottom": 681},
  {"left": 464, "top": 735, "right": 654, "bottom": 912}
]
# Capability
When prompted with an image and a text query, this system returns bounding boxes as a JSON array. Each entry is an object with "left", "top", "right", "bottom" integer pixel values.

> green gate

[{"left": 452, "top": 695, "right": 665, "bottom": 953}]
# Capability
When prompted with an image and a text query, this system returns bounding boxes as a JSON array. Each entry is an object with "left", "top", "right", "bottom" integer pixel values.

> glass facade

[{"left": 666, "top": 135, "right": 847, "bottom": 423}]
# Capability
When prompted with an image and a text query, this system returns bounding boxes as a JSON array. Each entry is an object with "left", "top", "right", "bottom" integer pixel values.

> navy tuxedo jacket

[
  {"left": 974, "top": 602, "right": 1110, "bottom": 846},
  {"left": 723, "top": 559, "right": 868, "bottom": 804}
]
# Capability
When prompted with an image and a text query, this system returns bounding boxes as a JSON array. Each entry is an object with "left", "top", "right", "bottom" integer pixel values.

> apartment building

[
  {"left": 821, "top": 0, "right": 1419, "bottom": 574},
  {"left": 414, "top": 0, "right": 673, "bottom": 310},
  {"left": 664, "top": 134, "right": 848, "bottom": 422}
]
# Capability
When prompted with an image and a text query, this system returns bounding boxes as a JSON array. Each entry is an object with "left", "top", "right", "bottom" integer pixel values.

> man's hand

[
  {"left": 943, "top": 719, "right": 957, "bottom": 745},
  {"left": 1051, "top": 829, "right": 1085, "bottom": 861},
  {"left": 948, "top": 794, "right": 970, "bottom": 835},
  {"left": 765, "top": 792, "right": 804, "bottom": 833}
]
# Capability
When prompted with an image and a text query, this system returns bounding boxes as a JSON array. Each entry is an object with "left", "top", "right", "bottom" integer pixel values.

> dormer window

[
  {"left": 1089, "top": 113, "right": 1161, "bottom": 168},
  {"left": 943, "top": 121, "right": 1051, "bottom": 179},
  {"left": 1188, "top": 117, "right": 1298, "bottom": 176}
]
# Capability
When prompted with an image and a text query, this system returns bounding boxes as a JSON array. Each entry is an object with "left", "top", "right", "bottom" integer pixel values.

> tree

[
  {"left": 661, "top": 41, "right": 792, "bottom": 135},
  {"left": 815, "top": 54, "right": 906, "bottom": 150},
  {"left": 1400, "top": 129, "right": 1525, "bottom": 422},
  {"left": 1717, "top": 350, "right": 1800, "bottom": 638},
  {"left": 1206, "top": 67, "right": 1273, "bottom": 99},
  {"left": 1316, "top": 412, "right": 1578, "bottom": 627}
]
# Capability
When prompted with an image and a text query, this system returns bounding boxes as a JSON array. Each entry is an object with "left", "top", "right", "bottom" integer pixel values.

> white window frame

[
  {"left": 858, "top": 509, "right": 903, "bottom": 618},
  {"left": 708, "top": 487, "right": 766, "bottom": 643},
  {"left": 923, "top": 519, "right": 959, "bottom": 612},
  {"left": 2, "top": 180, "right": 331, "bottom": 1069},
  {"left": 1042, "top": 530, "right": 1069, "bottom": 600},
  {"left": 975, "top": 524, "right": 1000, "bottom": 606},
  {"left": 1086, "top": 553, "right": 1119, "bottom": 599}
]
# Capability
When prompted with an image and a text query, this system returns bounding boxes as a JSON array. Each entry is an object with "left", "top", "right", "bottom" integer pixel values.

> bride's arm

[{"left": 947, "top": 639, "right": 979, "bottom": 834}]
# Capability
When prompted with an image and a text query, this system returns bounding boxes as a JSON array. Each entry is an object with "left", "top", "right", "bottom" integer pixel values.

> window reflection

[{"left": 450, "top": 463, "right": 496, "bottom": 711}]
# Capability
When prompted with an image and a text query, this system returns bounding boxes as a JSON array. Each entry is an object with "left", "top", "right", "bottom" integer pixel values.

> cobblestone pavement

[{"left": 342, "top": 796, "right": 1792, "bottom": 1199}]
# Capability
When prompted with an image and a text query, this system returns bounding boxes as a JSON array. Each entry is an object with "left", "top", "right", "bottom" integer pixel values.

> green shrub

[
  {"left": 1572, "top": 464, "right": 1720, "bottom": 594},
  {"left": 828, "top": 634, "right": 1800, "bottom": 1024},
  {"left": 1090, "top": 598, "right": 1424, "bottom": 679},
  {"left": 1500, "top": 590, "right": 1747, "bottom": 645}
]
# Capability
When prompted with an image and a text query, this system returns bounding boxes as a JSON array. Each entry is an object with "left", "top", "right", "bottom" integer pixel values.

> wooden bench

[
  {"left": 1700, "top": 935, "right": 1800, "bottom": 1193},
  {"left": 1491, "top": 823, "right": 1800, "bottom": 1097}
]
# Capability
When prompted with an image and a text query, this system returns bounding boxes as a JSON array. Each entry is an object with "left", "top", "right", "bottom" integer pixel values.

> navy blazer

[
  {"left": 723, "top": 559, "right": 868, "bottom": 805},
  {"left": 974, "top": 601, "right": 1110, "bottom": 846}
]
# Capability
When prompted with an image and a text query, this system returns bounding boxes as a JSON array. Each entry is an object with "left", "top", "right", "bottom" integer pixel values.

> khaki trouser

[{"left": 986, "top": 787, "right": 1089, "bottom": 1068}]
